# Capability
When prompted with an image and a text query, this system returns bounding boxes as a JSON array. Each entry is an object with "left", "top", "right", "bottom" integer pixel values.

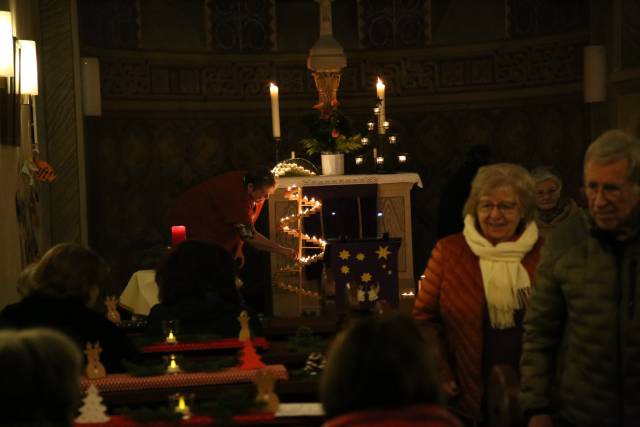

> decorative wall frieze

[{"left": 94, "top": 32, "right": 587, "bottom": 106}]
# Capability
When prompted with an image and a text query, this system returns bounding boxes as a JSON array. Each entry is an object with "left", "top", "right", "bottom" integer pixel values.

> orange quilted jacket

[{"left": 413, "top": 233, "right": 542, "bottom": 421}]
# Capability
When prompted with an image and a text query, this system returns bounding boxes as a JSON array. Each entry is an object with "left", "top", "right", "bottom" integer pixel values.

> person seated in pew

[
  {"left": 320, "top": 314, "right": 462, "bottom": 427},
  {"left": 145, "top": 240, "right": 259, "bottom": 339},
  {"left": 0, "top": 243, "right": 139, "bottom": 373},
  {"left": 0, "top": 328, "right": 83, "bottom": 426}
]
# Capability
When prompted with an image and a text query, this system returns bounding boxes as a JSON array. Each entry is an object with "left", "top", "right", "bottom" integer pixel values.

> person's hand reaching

[{"left": 280, "top": 246, "right": 298, "bottom": 261}]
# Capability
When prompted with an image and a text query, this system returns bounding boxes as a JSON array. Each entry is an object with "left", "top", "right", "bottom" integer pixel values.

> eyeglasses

[{"left": 477, "top": 201, "right": 519, "bottom": 215}]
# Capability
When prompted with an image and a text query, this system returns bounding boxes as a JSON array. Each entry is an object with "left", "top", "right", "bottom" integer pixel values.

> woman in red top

[
  {"left": 413, "top": 163, "right": 543, "bottom": 425},
  {"left": 171, "top": 167, "right": 296, "bottom": 266}
]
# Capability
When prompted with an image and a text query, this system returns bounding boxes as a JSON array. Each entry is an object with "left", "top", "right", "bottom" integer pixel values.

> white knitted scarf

[{"left": 462, "top": 214, "right": 538, "bottom": 329}]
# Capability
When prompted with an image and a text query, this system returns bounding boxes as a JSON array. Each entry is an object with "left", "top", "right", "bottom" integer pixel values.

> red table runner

[
  {"left": 141, "top": 338, "right": 269, "bottom": 354},
  {"left": 81, "top": 365, "right": 288, "bottom": 393}
]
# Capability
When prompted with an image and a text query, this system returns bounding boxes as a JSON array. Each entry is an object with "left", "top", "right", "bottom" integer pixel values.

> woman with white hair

[
  {"left": 530, "top": 166, "right": 580, "bottom": 237},
  {"left": 414, "top": 163, "right": 544, "bottom": 425}
]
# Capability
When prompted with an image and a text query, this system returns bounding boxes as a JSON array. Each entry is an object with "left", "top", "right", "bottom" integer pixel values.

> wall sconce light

[
  {"left": 0, "top": 11, "right": 13, "bottom": 78},
  {"left": 16, "top": 39, "right": 38, "bottom": 96},
  {"left": 584, "top": 45, "right": 606, "bottom": 103},
  {"left": 81, "top": 57, "right": 102, "bottom": 116}
]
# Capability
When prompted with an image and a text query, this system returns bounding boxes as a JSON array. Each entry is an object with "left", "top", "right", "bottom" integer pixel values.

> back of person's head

[
  {"left": 30, "top": 243, "right": 109, "bottom": 305},
  {"left": 243, "top": 167, "right": 276, "bottom": 189},
  {"left": 156, "top": 240, "right": 236, "bottom": 305},
  {"left": 320, "top": 314, "right": 441, "bottom": 419},
  {"left": 16, "top": 262, "right": 38, "bottom": 297},
  {"left": 0, "top": 328, "right": 83, "bottom": 426},
  {"left": 585, "top": 129, "right": 640, "bottom": 183}
]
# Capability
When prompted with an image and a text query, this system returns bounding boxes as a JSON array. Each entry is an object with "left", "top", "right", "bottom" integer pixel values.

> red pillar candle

[{"left": 171, "top": 225, "right": 187, "bottom": 246}]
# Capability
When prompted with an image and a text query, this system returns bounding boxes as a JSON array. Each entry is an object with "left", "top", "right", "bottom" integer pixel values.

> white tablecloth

[{"left": 119, "top": 270, "right": 159, "bottom": 316}]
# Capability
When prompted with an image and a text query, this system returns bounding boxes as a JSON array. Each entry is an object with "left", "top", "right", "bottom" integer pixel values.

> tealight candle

[
  {"left": 389, "top": 136, "right": 397, "bottom": 144},
  {"left": 383, "top": 121, "right": 390, "bottom": 130},
  {"left": 398, "top": 154, "right": 407, "bottom": 163},
  {"left": 367, "top": 121, "right": 375, "bottom": 131},
  {"left": 355, "top": 156, "right": 364, "bottom": 165},
  {"left": 361, "top": 137, "right": 368, "bottom": 145},
  {"left": 376, "top": 156, "right": 384, "bottom": 165},
  {"left": 170, "top": 393, "right": 193, "bottom": 419},
  {"left": 165, "top": 330, "right": 177, "bottom": 345},
  {"left": 167, "top": 354, "right": 181, "bottom": 374}
]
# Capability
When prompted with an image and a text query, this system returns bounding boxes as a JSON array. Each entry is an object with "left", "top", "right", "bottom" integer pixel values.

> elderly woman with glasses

[
  {"left": 413, "top": 163, "right": 543, "bottom": 426},
  {"left": 530, "top": 166, "right": 580, "bottom": 238}
]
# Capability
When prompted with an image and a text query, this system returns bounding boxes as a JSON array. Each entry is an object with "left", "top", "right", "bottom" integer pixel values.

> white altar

[{"left": 268, "top": 173, "right": 422, "bottom": 316}]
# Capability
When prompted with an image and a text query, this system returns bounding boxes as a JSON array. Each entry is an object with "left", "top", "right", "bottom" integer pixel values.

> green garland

[
  {"left": 195, "top": 390, "right": 265, "bottom": 422},
  {"left": 123, "top": 356, "right": 236, "bottom": 377},
  {"left": 114, "top": 406, "right": 182, "bottom": 422},
  {"left": 287, "top": 326, "right": 325, "bottom": 354},
  {"left": 131, "top": 333, "right": 222, "bottom": 348},
  {"left": 114, "top": 391, "right": 265, "bottom": 422}
]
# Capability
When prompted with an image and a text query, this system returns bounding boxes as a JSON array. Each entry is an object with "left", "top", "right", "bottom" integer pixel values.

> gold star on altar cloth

[
  {"left": 375, "top": 245, "right": 390, "bottom": 260},
  {"left": 329, "top": 238, "right": 401, "bottom": 310}
]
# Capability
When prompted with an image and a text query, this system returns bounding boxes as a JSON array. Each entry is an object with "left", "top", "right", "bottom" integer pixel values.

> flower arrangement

[{"left": 300, "top": 100, "right": 362, "bottom": 155}]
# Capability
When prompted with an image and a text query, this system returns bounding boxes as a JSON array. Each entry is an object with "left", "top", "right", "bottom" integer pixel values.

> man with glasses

[{"left": 521, "top": 130, "right": 640, "bottom": 427}]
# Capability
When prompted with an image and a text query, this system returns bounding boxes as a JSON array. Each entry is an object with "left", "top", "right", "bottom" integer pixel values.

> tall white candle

[
  {"left": 376, "top": 78, "right": 385, "bottom": 100},
  {"left": 376, "top": 78, "right": 386, "bottom": 134},
  {"left": 269, "top": 83, "right": 281, "bottom": 138}
]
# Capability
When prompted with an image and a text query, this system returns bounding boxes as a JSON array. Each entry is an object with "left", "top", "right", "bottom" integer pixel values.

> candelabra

[{"left": 353, "top": 80, "right": 408, "bottom": 173}]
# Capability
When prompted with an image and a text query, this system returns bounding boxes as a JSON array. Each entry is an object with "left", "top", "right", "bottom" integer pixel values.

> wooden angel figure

[
  {"left": 85, "top": 342, "right": 107, "bottom": 379},
  {"left": 237, "top": 310, "right": 251, "bottom": 342},
  {"left": 253, "top": 369, "right": 280, "bottom": 413},
  {"left": 368, "top": 283, "right": 380, "bottom": 302},
  {"left": 104, "top": 296, "right": 121, "bottom": 323}
]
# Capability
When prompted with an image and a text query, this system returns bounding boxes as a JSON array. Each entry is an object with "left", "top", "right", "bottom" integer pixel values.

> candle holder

[
  {"left": 359, "top": 99, "right": 399, "bottom": 174},
  {"left": 169, "top": 393, "right": 194, "bottom": 419},
  {"left": 162, "top": 320, "right": 180, "bottom": 345}
]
